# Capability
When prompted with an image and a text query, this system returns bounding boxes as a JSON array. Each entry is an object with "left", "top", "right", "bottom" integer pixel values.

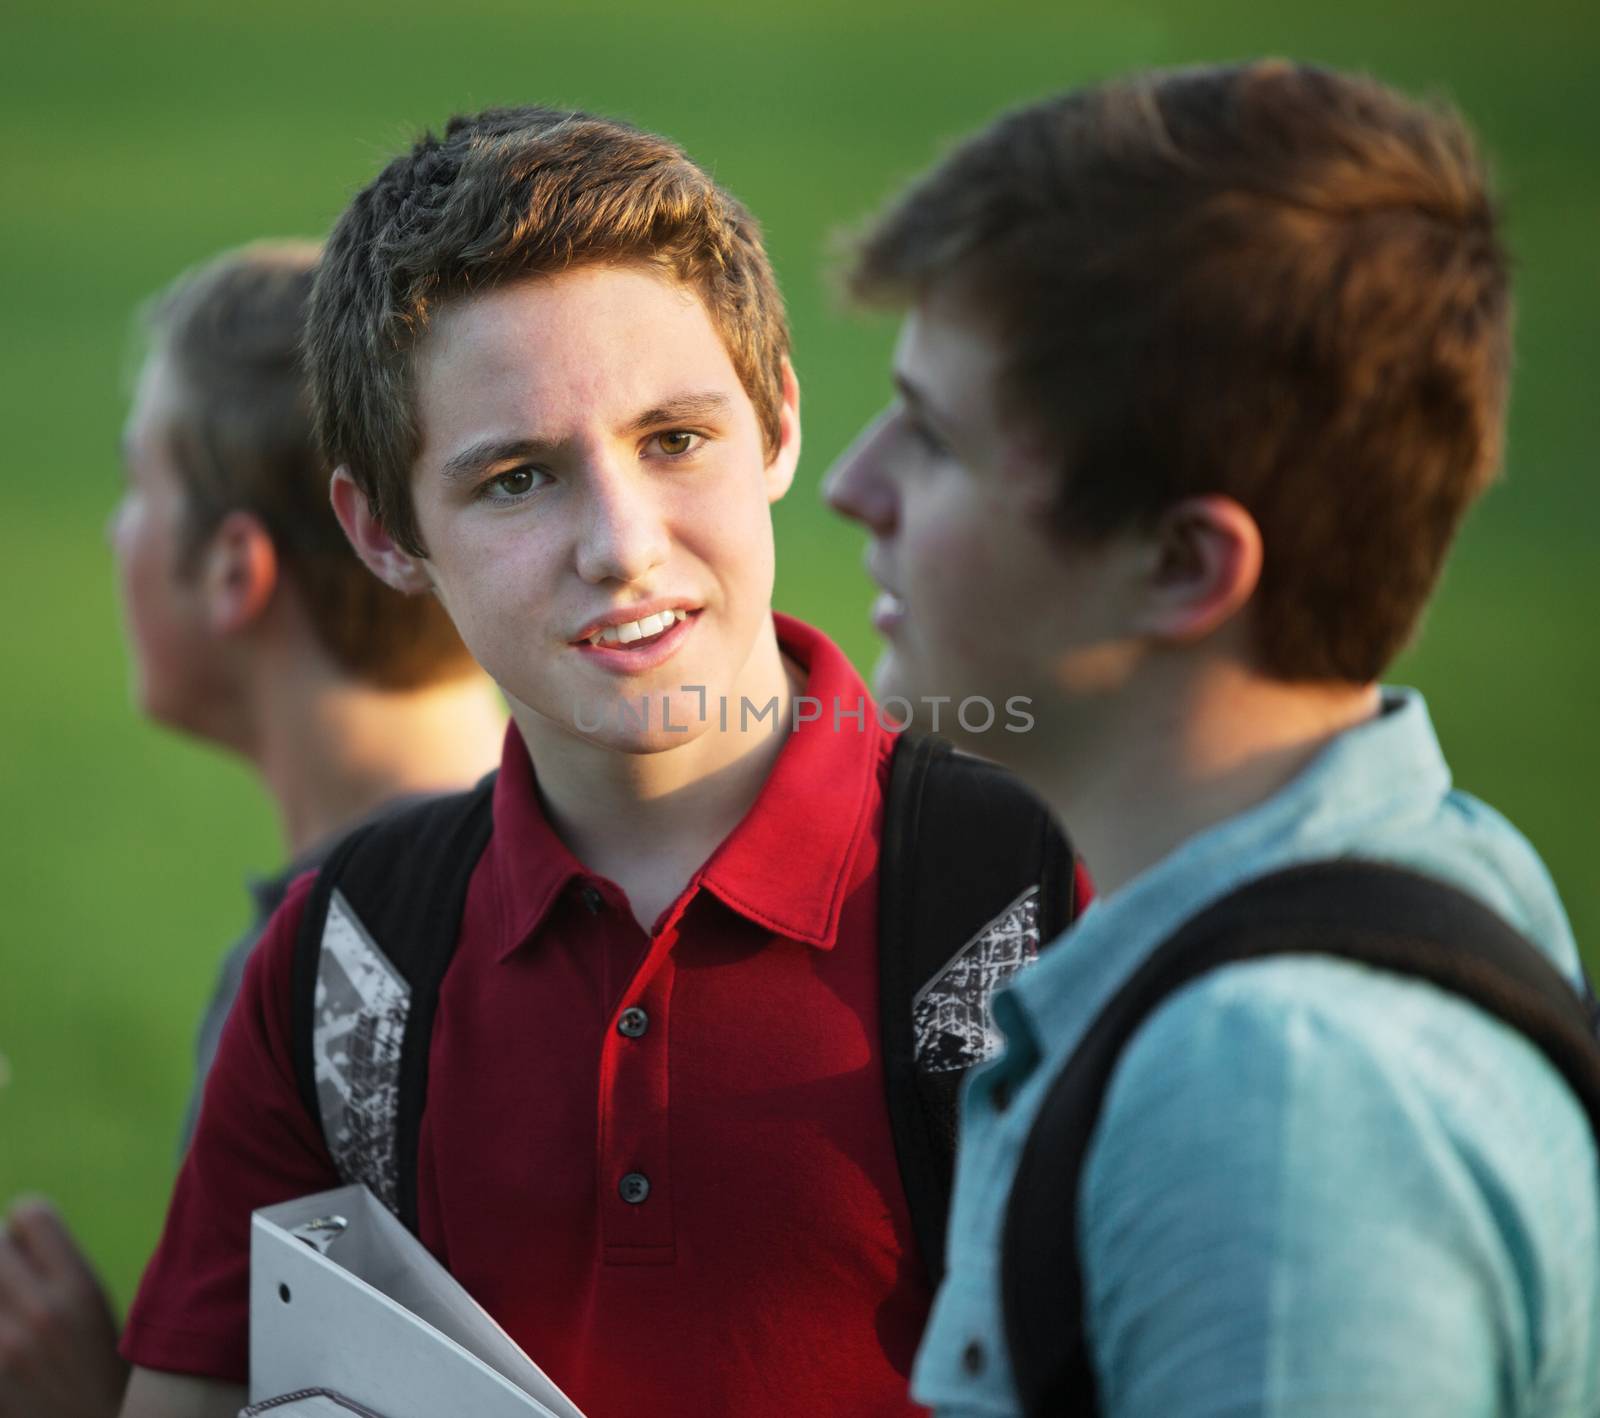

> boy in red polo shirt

[{"left": 115, "top": 108, "right": 1049, "bottom": 1418}]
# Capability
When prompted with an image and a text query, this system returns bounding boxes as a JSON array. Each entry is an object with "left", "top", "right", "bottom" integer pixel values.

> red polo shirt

[{"left": 124, "top": 615, "right": 932, "bottom": 1416}]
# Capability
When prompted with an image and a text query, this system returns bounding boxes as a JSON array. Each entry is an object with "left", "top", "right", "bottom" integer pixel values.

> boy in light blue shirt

[{"left": 825, "top": 60, "right": 1599, "bottom": 1417}]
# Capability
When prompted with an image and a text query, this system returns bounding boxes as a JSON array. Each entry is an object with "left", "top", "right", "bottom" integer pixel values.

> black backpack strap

[
  {"left": 291, "top": 773, "right": 498, "bottom": 1233},
  {"left": 879, "top": 732, "right": 1077, "bottom": 1287},
  {"left": 1002, "top": 858, "right": 1600, "bottom": 1417},
  {"left": 1582, "top": 971, "right": 1600, "bottom": 1038}
]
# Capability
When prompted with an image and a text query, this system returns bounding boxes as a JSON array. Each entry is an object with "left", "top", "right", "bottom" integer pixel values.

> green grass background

[{"left": 2, "top": 0, "right": 1596, "bottom": 1312}]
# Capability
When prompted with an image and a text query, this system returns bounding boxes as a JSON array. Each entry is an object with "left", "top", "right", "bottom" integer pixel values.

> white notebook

[
  {"left": 249, "top": 1185, "right": 587, "bottom": 1418},
  {"left": 242, "top": 1394, "right": 384, "bottom": 1416}
]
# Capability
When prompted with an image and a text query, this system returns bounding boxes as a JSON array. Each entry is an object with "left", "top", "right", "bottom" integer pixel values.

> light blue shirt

[{"left": 912, "top": 690, "right": 1599, "bottom": 1416}]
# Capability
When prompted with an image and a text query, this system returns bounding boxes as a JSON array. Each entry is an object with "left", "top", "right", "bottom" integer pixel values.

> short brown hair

[
  {"left": 848, "top": 62, "right": 1512, "bottom": 683},
  {"left": 145, "top": 242, "right": 477, "bottom": 689},
  {"left": 306, "top": 106, "right": 790, "bottom": 556}
]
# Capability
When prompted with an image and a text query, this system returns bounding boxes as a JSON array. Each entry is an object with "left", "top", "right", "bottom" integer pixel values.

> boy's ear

[
  {"left": 1135, "top": 494, "right": 1263, "bottom": 645},
  {"left": 198, "top": 511, "right": 279, "bottom": 634},
  {"left": 763, "top": 357, "right": 802, "bottom": 505},
  {"left": 330, "top": 467, "right": 433, "bottom": 594}
]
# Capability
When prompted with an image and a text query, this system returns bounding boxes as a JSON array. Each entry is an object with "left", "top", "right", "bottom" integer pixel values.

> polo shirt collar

[
  {"left": 487, "top": 613, "right": 881, "bottom": 959},
  {"left": 487, "top": 720, "right": 590, "bottom": 961},
  {"left": 697, "top": 613, "right": 881, "bottom": 949}
]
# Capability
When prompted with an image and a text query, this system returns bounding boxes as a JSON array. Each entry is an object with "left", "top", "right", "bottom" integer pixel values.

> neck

[
  {"left": 1031, "top": 663, "right": 1381, "bottom": 900},
  {"left": 247, "top": 672, "right": 506, "bottom": 858},
  {"left": 512, "top": 618, "right": 799, "bottom": 925}
]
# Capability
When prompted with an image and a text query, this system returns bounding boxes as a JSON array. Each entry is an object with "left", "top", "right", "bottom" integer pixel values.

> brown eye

[
  {"left": 493, "top": 469, "right": 534, "bottom": 496},
  {"left": 658, "top": 431, "right": 695, "bottom": 456}
]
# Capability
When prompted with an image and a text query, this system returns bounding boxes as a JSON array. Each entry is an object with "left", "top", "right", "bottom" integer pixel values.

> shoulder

[
  {"left": 214, "top": 869, "right": 321, "bottom": 1051},
  {"left": 1095, "top": 954, "right": 1596, "bottom": 1193},
  {"left": 1078, "top": 958, "right": 1597, "bottom": 1390},
  {"left": 227, "top": 868, "right": 319, "bottom": 989},
  {"left": 1068, "top": 958, "right": 1599, "bottom": 1412},
  {"left": 256, "top": 869, "right": 319, "bottom": 965},
  {"left": 1381, "top": 787, "right": 1583, "bottom": 985}
]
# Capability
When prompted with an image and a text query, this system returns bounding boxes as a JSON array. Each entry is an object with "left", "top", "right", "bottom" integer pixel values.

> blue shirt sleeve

[{"left": 1078, "top": 957, "right": 1598, "bottom": 1418}]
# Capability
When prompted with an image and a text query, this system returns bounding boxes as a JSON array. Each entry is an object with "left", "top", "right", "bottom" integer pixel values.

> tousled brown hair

[
  {"left": 145, "top": 242, "right": 477, "bottom": 688},
  {"left": 306, "top": 106, "right": 790, "bottom": 556},
  {"left": 848, "top": 62, "right": 1512, "bottom": 683}
]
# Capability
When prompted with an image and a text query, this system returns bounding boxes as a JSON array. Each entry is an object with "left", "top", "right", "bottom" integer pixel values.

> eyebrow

[
  {"left": 894, "top": 372, "right": 957, "bottom": 436},
  {"left": 438, "top": 393, "right": 734, "bottom": 482},
  {"left": 620, "top": 392, "right": 731, "bottom": 437},
  {"left": 440, "top": 437, "right": 553, "bottom": 482}
]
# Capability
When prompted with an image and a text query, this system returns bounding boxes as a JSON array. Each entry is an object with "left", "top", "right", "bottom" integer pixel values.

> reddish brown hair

[
  {"left": 848, "top": 62, "right": 1512, "bottom": 682},
  {"left": 306, "top": 106, "right": 790, "bottom": 556}
]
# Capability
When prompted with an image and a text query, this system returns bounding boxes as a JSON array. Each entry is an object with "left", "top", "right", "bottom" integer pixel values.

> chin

[
  {"left": 560, "top": 683, "right": 731, "bottom": 753},
  {"left": 870, "top": 646, "right": 916, "bottom": 711},
  {"left": 870, "top": 645, "right": 958, "bottom": 724},
  {"left": 143, "top": 695, "right": 221, "bottom": 748},
  {"left": 585, "top": 720, "right": 737, "bottom": 758},
  {"left": 135, "top": 675, "right": 191, "bottom": 736}
]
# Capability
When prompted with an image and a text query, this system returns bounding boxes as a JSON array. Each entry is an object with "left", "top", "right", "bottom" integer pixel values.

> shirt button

[
  {"left": 619, "top": 1172, "right": 651, "bottom": 1205},
  {"left": 617, "top": 1006, "right": 649, "bottom": 1038},
  {"left": 962, "top": 1339, "right": 986, "bottom": 1376},
  {"left": 580, "top": 885, "right": 604, "bottom": 914}
]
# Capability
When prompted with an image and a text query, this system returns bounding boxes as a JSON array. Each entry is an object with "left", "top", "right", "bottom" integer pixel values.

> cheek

[
  {"left": 899, "top": 483, "right": 1058, "bottom": 704},
  {"left": 672, "top": 473, "right": 776, "bottom": 601},
  {"left": 905, "top": 491, "right": 1013, "bottom": 633},
  {"left": 427, "top": 513, "right": 554, "bottom": 611},
  {"left": 112, "top": 529, "right": 198, "bottom": 716},
  {"left": 725, "top": 501, "right": 776, "bottom": 595},
  {"left": 426, "top": 561, "right": 534, "bottom": 670},
  {"left": 114, "top": 508, "right": 164, "bottom": 632},
  {"left": 418, "top": 527, "right": 574, "bottom": 707}
]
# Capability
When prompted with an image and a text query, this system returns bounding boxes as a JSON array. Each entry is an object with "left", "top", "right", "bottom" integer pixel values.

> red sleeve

[
  {"left": 120, "top": 872, "right": 339, "bottom": 1380},
  {"left": 1073, "top": 857, "right": 1095, "bottom": 914}
]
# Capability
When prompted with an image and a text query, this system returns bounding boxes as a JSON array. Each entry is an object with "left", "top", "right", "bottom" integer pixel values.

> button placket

[{"left": 599, "top": 931, "right": 678, "bottom": 1262}]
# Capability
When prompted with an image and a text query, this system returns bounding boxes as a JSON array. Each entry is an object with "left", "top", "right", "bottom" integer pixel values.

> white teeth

[{"left": 587, "top": 609, "right": 691, "bottom": 648}]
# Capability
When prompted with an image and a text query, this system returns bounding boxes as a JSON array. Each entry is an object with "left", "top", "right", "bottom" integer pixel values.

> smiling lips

[
  {"left": 572, "top": 607, "right": 700, "bottom": 674},
  {"left": 582, "top": 607, "right": 692, "bottom": 648}
]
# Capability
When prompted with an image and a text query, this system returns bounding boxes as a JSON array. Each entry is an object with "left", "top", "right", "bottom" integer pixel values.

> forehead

[
  {"left": 121, "top": 347, "right": 194, "bottom": 490},
  {"left": 413, "top": 265, "right": 746, "bottom": 442},
  {"left": 893, "top": 286, "right": 1007, "bottom": 432},
  {"left": 125, "top": 346, "right": 188, "bottom": 440}
]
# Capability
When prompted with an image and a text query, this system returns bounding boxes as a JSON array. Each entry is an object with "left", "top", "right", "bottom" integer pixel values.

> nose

[
  {"left": 822, "top": 409, "right": 898, "bottom": 534},
  {"left": 574, "top": 455, "right": 671, "bottom": 587}
]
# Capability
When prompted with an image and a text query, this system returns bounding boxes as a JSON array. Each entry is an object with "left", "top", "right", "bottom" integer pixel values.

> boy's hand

[{"left": 0, "top": 1197, "right": 128, "bottom": 1418}]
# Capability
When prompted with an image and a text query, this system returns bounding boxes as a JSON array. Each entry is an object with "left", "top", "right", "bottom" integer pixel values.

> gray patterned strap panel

[
  {"left": 312, "top": 888, "right": 410, "bottom": 1214},
  {"left": 911, "top": 884, "right": 1042, "bottom": 1074}
]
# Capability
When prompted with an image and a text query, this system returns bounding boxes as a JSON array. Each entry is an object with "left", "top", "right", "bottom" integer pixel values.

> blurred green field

[{"left": 2, "top": 0, "right": 1596, "bottom": 1313}]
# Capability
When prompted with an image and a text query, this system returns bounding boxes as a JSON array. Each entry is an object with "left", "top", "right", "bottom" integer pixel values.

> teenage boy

[
  {"left": 0, "top": 243, "right": 504, "bottom": 1418},
  {"left": 825, "top": 61, "right": 1600, "bottom": 1416},
  {"left": 116, "top": 110, "right": 1077, "bottom": 1418}
]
